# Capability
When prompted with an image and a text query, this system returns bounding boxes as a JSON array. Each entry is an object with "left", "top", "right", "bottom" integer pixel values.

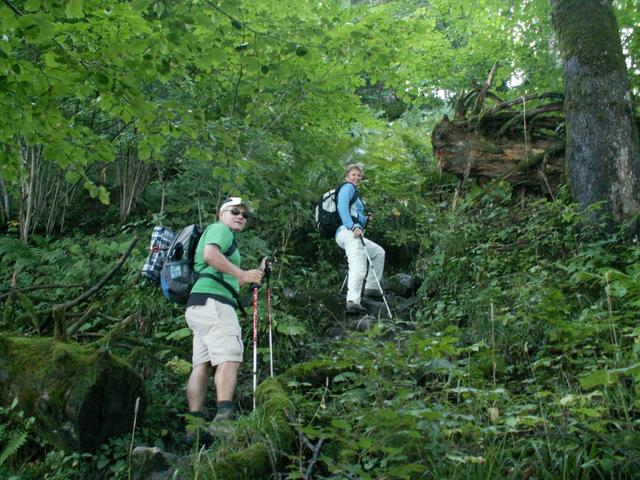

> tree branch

[
  {"left": 304, "top": 438, "right": 325, "bottom": 480},
  {"left": 3, "top": 0, "right": 23, "bottom": 15},
  {"left": 53, "top": 237, "right": 139, "bottom": 311},
  {"left": 0, "top": 283, "right": 84, "bottom": 299}
]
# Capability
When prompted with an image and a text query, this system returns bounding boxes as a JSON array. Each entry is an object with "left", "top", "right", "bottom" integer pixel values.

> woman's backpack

[{"left": 314, "top": 182, "right": 358, "bottom": 238}]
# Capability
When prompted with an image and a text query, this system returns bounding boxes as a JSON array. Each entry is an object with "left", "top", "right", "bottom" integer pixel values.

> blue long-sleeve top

[{"left": 336, "top": 182, "right": 367, "bottom": 235}]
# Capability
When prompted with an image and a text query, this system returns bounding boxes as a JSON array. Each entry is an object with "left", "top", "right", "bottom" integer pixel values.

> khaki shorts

[{"left": 185, "top": 298, "right": 243, "bottom": 366}]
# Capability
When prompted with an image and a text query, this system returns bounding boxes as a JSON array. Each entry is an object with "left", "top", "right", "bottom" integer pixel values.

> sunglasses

[{"left": 224, "top": 208, "right": 250, "bottom": 219}]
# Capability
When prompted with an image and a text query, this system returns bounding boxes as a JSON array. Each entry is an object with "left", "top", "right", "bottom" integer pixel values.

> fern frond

[{"left": 0, "top": 430, "right": 29, "bottom": 466}]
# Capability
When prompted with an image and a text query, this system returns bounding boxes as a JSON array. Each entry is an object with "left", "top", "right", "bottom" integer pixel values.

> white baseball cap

[{"left": 219, "top": 197, "right": 253, "bottom": 213}]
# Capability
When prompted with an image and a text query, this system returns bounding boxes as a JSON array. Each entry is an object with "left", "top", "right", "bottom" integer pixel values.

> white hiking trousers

[{"left": 336, "top": 229, "right": 385, "bottom": 305}]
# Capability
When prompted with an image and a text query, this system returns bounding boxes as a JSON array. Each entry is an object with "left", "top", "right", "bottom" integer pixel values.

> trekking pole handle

[
  {"left": 250, "top": 258, "right": 272, "bottom": 290},
  {"left": 264, "top": 259, "right": 272, "bottom": 279}
]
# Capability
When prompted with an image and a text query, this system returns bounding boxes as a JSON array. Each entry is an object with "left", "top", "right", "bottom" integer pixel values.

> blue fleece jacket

[{"left": 336, "top": 182, "right": 367, "bottom": 235}]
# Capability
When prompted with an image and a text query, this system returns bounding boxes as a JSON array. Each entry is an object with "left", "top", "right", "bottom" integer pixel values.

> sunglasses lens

[{"left": 229, "top": 208, "right": 249, "bottom": 219}]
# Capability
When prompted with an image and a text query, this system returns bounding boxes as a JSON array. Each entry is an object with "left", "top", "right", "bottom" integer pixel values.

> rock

[
  {"left": 0, "top": 336, "right": 146, "bottom": 452},
  {"left": 386, "top": 273, "right": 414, "bottom": 297},
  {"left": 346, "top": 314, "right": 377, "bottom": 331},
  {"left": 396, "top": 296, "right": 417, "bottom": 313},
  {"left": 130, "top": 446, "right": 178, "bottom": 480},
  {"left": 361, "top": 296, "right": 393, "bottom": 319}
]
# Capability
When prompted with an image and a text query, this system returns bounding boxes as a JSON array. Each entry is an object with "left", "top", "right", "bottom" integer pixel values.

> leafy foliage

[
  {"left": 0, "top": 397, "right": 35, "bottom": 471},
  {"left": 1, "top": 0, "right": 640, "bottom": 478},
  {"left": 282, "top": 185, "right": 640, "bottom": 479}
]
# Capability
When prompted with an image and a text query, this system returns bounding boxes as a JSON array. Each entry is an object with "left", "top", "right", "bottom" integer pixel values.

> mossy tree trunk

[
  {"left": 551, "top": 0, "right": 640, "bottom": 225},
  {"left": 0, "top": 337, "right": 146, "bottom": 452}
]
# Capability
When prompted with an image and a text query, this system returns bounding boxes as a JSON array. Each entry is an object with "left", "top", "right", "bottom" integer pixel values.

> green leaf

[
  {"left": 275, "top": 319, "right": 307, "bottom": 336},
  {"left": 156, "top": 59, "right": 171, "bottom": 75},
  {"left": 333, "top": 372, "right": 359, "bottom": 383},
  {"left": 608, "top": 280, "right": 629, "bottom": 298},
  {"left": 167, "top": 327, "right": 192, "bottom": 341},
  {"left": 97, "top": 186, "right": 110, "bottom": 205},
  {"left": 96, "top": 73, "right": 110, "bottom": 86},
  {"left": 138, "top": 142, "right": 151, "bottom": 161},
  {"left": 330, "top": 419, "right": 350, "bottom": 430},
  {"left": 65, "top": 171, "right": 81, "bottom": 183},
  {"left": 24, "top": 0, "right": 41, "bottom": 12},
  {"left": 616, "top": 363, "right": 640, "bottom": 377},
  {"left": 0, "top": 430, "right": 29, "bottom": 467},
  {"left": 66, "top": 0, "right": 84, "bottom": 19},
  {"left": 16, "top": 293, "right": 38, "bottom": 328},
  {"left": 580, "top": 369, "right": 619, "bottom": 389}
]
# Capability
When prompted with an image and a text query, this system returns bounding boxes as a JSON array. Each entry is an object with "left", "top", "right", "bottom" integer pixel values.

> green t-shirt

[{"left": 189, "top": 222, "right": 241, "bottom": 306}]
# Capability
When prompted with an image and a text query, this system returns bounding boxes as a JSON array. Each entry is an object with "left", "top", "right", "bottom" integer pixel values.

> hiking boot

[
  {"left": 363, "top": 288, "right": 383, "bottom": 300},
  {"left": 212, "top": 404, "right": 237, "bottom": 422},
  {"left": 184, "top": 411, "right": 212, "bottom": 446},
  {"left": 346, "top": 301, "right": 367, "bottom": 314},
  {"left": 207, "top": 402, "right": 237, "bottom": 436}
]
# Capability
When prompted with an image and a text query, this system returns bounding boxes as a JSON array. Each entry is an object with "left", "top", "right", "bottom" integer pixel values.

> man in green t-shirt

[{"left": 184, "top": 197, "right": 265, "bottom": 430}]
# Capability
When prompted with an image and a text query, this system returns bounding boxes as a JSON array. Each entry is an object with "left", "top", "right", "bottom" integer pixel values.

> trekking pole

[
  {"left": 265, "top": 260, "right": 274, "bottom": 378},
  {"left": 359, "top": 236, "right": 393, "bottom": 319},
  {"left": 251, "top": 283, "right": 259, "bottom": 411},
  {"left": 340, "top": 273, "right": 348, "bottom": 293}
]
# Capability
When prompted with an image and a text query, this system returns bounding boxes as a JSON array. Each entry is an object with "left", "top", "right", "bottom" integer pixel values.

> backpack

[
  {"left": 159, "top": 224, "right": 203, "bottom": 304},
  {"left": 314, "top": 182, "right": 358, "bottom": 238},
  {"left": 141, "top": 226, "right": 176, "bottom": 284},
  {"left": 158, "top": 224, "right": 243, "bottom": 311}
]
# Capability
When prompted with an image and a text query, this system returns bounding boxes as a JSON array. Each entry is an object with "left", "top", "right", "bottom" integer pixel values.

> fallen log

[
  {"left": 432, "top": 115, "right": 565, "bottom": 191},
  {"left": 0, "top": 336, "right": 146, "bottom": 452}
]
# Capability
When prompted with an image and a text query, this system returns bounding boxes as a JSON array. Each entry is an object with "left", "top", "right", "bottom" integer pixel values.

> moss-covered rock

[{"left": 0, "top": 336, "right": 146, "bottom": 451}]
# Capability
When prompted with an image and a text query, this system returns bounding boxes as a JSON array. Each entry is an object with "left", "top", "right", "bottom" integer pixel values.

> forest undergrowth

[
  {"left": 282, "top": 185, "right": 640, "bottom": 480},
  {"left": 0, "top": 183, "right": 639, "bottom": 479}
]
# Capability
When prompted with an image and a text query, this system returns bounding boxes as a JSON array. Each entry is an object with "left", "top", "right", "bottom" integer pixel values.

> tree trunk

[
  {"left": 16, "top": 141, "right": 79, "bottom": 240},
  {"left": 0, "top": 336, "right": 146, "bottom": 452},
  {"left": 551, "top": 0, "right": 640, "bottom": 224},
  {"left": 0, "top": 174, "right": 9, "bottom": 224},
  {"left": 116, "top": 148, "right": 153, "bottom": 221},
  {"left": 432, "top": 116, "right": 565, "bottom": 191}
]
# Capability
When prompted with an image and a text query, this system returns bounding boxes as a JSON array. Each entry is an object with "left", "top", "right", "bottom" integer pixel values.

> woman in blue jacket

[{"left": 335, "top": 164, "right": 385, "bottom": 314}]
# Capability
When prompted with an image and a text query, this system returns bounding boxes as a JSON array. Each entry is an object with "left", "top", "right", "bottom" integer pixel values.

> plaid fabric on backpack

[{"left": 141, "top": 226, "right": 176, "bottom": 284}]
